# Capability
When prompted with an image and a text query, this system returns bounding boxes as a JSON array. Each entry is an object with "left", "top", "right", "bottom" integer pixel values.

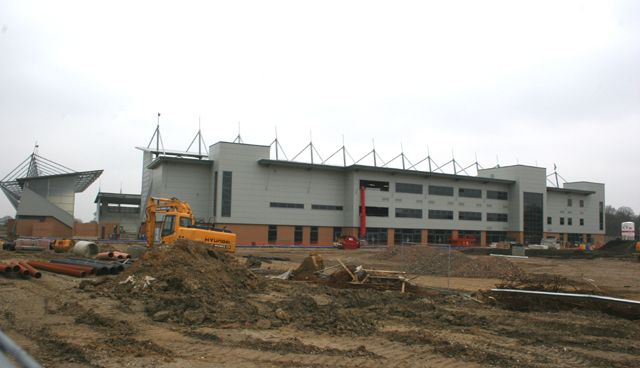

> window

[
  {"left": 459, "top": 188, "right": 482, "bottom": 198},
  {"left": 458, "top": 230, "right": 481, "bottom": 245},
  {"left": 161, "top": 215, "right": 175, "bottom": 237},
  {"left": 268, "top": 225, "right": 277, "bottom": 243},
  {"left": 221, "top": 171, "right": 232, "bottom": 217},
  {"left": 568, "top": 233, "right": 582, "bottom": 244},
  {"left": 486, "top": 231, "right": 507, "bottom": 243},
  {"left": 428, "top": 209, "right": 454, "bottom": 220},
  {"left": 311, "top": 204, "right": 343, "bottom": 210},
  {"left": 294, "top": 226, "right": 303, "bottom": 244},
  {"left": 459, "top": 211, "right": 482, "bottom": 221},
  {"left": 567, "top": 198, "right": 572, "bottom": 207},
  {"left": 568, "top": 218, "right": 572, "bottom": 226},
  {"left": 333, "top": 227, "right": 342, "bottom": 241},
  {"left": 523, "top": 192, "right": 543, "bottom": 244},
  {"left": 270, "top": 202, "right": 304, "bottom": 209},
  {"left": 487, "top": 190, "right": 508, "bottom": 200},
  {"left": 310, "top": 226, "right": 318, "bottom": 244},
  {"left": 396, "top": 182, "right": 423, "bottom": 194},
  {"left": 179, "top": 217, "right": 191, "bottom": 228},
  {"left": 213, "top": 171, "right": 218, "bottom": 216},
  {"left": 365, "top": 228, "right": 387, "bottom": 245},
  {"left": 360, "top": 206, "right": 389, "bottom": 217},
  {"left": 560, "top": 217, "right": 565, "bottom": 225},
  {"left": 599, "top": 202, "right": 604, "bottom": 230},
  {"left": 395, "top": 208, "right": 422, "bottom": 218},
  {"left": 580, "top": 218, "right": 584, "bottom": 226},
  {"left": 360, "top": 180, "right": 389, "bottom": 191},
  {"left": 428, "top": 229, "right": 452, "bottom": 244},
  {"left": 428, "top": 185, "right": 454, "bottom": 196},
  {"left": 394, "top": 229, "right": 421, "bottom": 244},
  {"left": 547, "top": 217, "right": 552, "bottom": 225},
  {"left": 487, "top": 213, "right": 508, "bottom": 222},
  {"left": 580, "top": 199, "right": 584, "bottom": 208}
]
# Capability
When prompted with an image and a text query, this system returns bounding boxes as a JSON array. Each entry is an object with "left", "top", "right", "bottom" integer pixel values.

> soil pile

[
  {"left": 102, "top": 240, "right": 263, "bottom": 326},
  {"left": 597, "top": 240, "right": 638, "bottom": 255},
  {"left": 381, "top": 246, "right": 525, "bottom": 279}
]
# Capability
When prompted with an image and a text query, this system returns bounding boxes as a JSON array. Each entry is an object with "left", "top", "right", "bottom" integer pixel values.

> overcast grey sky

[{"left": 1, "top": 0, "right": 639, "bottom": 221}]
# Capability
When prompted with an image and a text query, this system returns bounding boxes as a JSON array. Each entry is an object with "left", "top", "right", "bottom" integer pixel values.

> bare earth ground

[{"left": 1, "top": 245, "right": 639, "bottom": 368}]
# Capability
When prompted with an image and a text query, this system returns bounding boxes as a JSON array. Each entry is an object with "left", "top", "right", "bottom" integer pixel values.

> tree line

[{"left": 605, "top": 205, "right": 639, "bottom": 238}]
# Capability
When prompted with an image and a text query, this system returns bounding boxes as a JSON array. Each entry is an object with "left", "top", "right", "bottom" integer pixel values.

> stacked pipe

[
  {"left": 0, "top": 261, "right": 41, "bottom": 278},
  {"left": 95, "top": 251, "right": 131, "bottom": 260},
  {"left": 50, "top": 257, "right": 124, "bottom": 275}
]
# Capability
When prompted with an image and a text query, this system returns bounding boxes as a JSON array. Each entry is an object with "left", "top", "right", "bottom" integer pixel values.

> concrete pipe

[{"left": 71, "top": 241, "right": 99, "bottom": 258}]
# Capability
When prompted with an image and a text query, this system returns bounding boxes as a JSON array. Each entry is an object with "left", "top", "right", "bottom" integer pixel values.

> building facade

[{"left": 139, "top": 141, "right": 605, "bottom": 247}]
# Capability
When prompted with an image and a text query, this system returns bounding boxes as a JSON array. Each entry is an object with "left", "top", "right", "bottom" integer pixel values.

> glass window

[
  {"left": 568, "top": 218, "right": 573, "bottom": 226},
  {"left": 333, "top": 227, "right": 342, "bottom": 241},
  {"left": 523, "top": 192, "right": 543, "bottom": 244},
  {"left": 395, "top": 208, "right": 423, "bottom": 218},
  {"left": 428, "top": 185, "right": 454, "bottom": 196},
  {"left": 428, "top": 229, "right": 452, "bottom": 244},
  {"left": 547, "top": 217, "right": 552, "bottom": 225},
  {"left": 294, "top": 226, "right": 303, "bottom": 244},
  {"left": 268, "top": 225, "right": 277, "bottom": 243},
  {"left": 365, "top": 227, "right": 388, "bottom": 245},
  {"left": 396, "top": 182, "right": 423, "bottom": 194},
  {"left": 580, "top": 199, "right": 584, "bottom": 208},
  {"left": 486, "top": 231, "right": 507, "bottom": 243},
  {"left": 560, "top": 217, "right": 565, "bottom": 225},
  {"left": 221, "top": 171, "right": 232, "bottom": 217},
  {"left": 394, "top": 229, "right": 421, "bottom": 244},
  {"left": 179, "top": 217, "right": 191, "bottom": 228},
  {"left": 213, "top": 171, "right": 218, "bottom": 216},
  {"left": 457, "top": 230, "right": 481, "bottom": 245},
  {"left": 459, "top": 188, "right": 482, "bottom": 198},
  {"left": 568, "top": 233, "right": 582, "bottom": 244},
  {"left": 567, "top": 198, "right": 572, "bottom": 207},
  {"left": 310, "top": 226, "right": 318, "bottom": 244},
  {"left": 161, "top": 215, "right": 175, "bottom": 237},
  {"left": 360, "top": 180, "right": 389, "bottom": 191},
  {"left": 580, "top": 218, "right": 584, "bottom": 226},
  {"left": 487, "top": 190, "right": 508, "bottom": 200},
  {"left": 487, "top": 213, "right": 508, "bottom": 222},
  {"left": 312, "top": 204, "right": 343, "bottom": 210},
  {"left": 428, "top": 209, "right": 454, "bottom": 220},
  {"left": 360, "top": 206, "right": 389, "bottom": 217},
  {"left": 599, "top": 202, "right": 604, "bottom": 230},
  {"left": 270, "top": 202, "right": 304, "bottom": 209},
  {"left": 459, "top": 211, "right": 482, "bottom": 221}
]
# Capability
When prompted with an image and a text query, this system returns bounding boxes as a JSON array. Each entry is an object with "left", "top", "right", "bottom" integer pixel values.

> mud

[{"left": 2, "top": 244, "right": 640, "bottom": 367}]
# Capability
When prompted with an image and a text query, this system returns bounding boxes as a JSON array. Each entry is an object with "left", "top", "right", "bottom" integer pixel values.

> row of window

[
  {"left": 270, "top": 202, "right": 343, "bottom": 210},
  {"left": 266, "top": 226, "right": 510, "bottom": 245},
  {"left": 566, "top": 199, "right": 585, "bottom": 208},
  {"left": 548, "top": 217, "right": 585, "bottom": 226},
  {"left": 268, "top": 225, "right": 337, "bottom": 244},
  {"left": 360, "top": 180, "right": 508, "bottom": 200},
  {"left": 358, "top": 207, "right": 508, "bottom": 222}
]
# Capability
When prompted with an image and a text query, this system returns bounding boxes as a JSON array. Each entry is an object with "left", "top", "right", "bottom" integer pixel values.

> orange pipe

[
  {"left": 26, "top": 261, "right": 88, "bottom": 278},
  {"left": 18, "top": 261, "right": 42, "bottom": 279},
  {"left": 11, "top": 263, "right": 31, "bottom": 278},
  {"left": 0, "top": 263, "right": 19, "bottom": 273}
]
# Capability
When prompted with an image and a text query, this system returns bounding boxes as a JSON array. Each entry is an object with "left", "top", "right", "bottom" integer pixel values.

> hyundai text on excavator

[{"left": 145, "top": 197, "right": 236, "bottom": 252}]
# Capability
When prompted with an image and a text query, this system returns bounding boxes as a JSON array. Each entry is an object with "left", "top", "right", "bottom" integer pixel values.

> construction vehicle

[{"left": 145, "top": 197, "right": 236, "bottom": 252}]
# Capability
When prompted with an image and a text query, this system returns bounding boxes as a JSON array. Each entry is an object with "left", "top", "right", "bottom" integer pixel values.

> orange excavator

[{"left": 145, "top": 197, "right": 236, "bottom": 252}]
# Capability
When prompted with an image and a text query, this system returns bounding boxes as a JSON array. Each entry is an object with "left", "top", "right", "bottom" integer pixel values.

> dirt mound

[
  {"left": 381, "top": 246, "right": 525, "bottom": 279},
  {"left": 497, "top": 273, "right": 602, "bottom": 294},
  {"left": 101, "top": 240, "right": 263, "bottom": 326},
  {"left": 597, "top": 240, "right": 637, "bottom": 255}
]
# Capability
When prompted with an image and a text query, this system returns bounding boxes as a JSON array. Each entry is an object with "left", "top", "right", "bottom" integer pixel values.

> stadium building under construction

[{"left": 136, "top": 134, "right": 605, "bottom": 247}]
